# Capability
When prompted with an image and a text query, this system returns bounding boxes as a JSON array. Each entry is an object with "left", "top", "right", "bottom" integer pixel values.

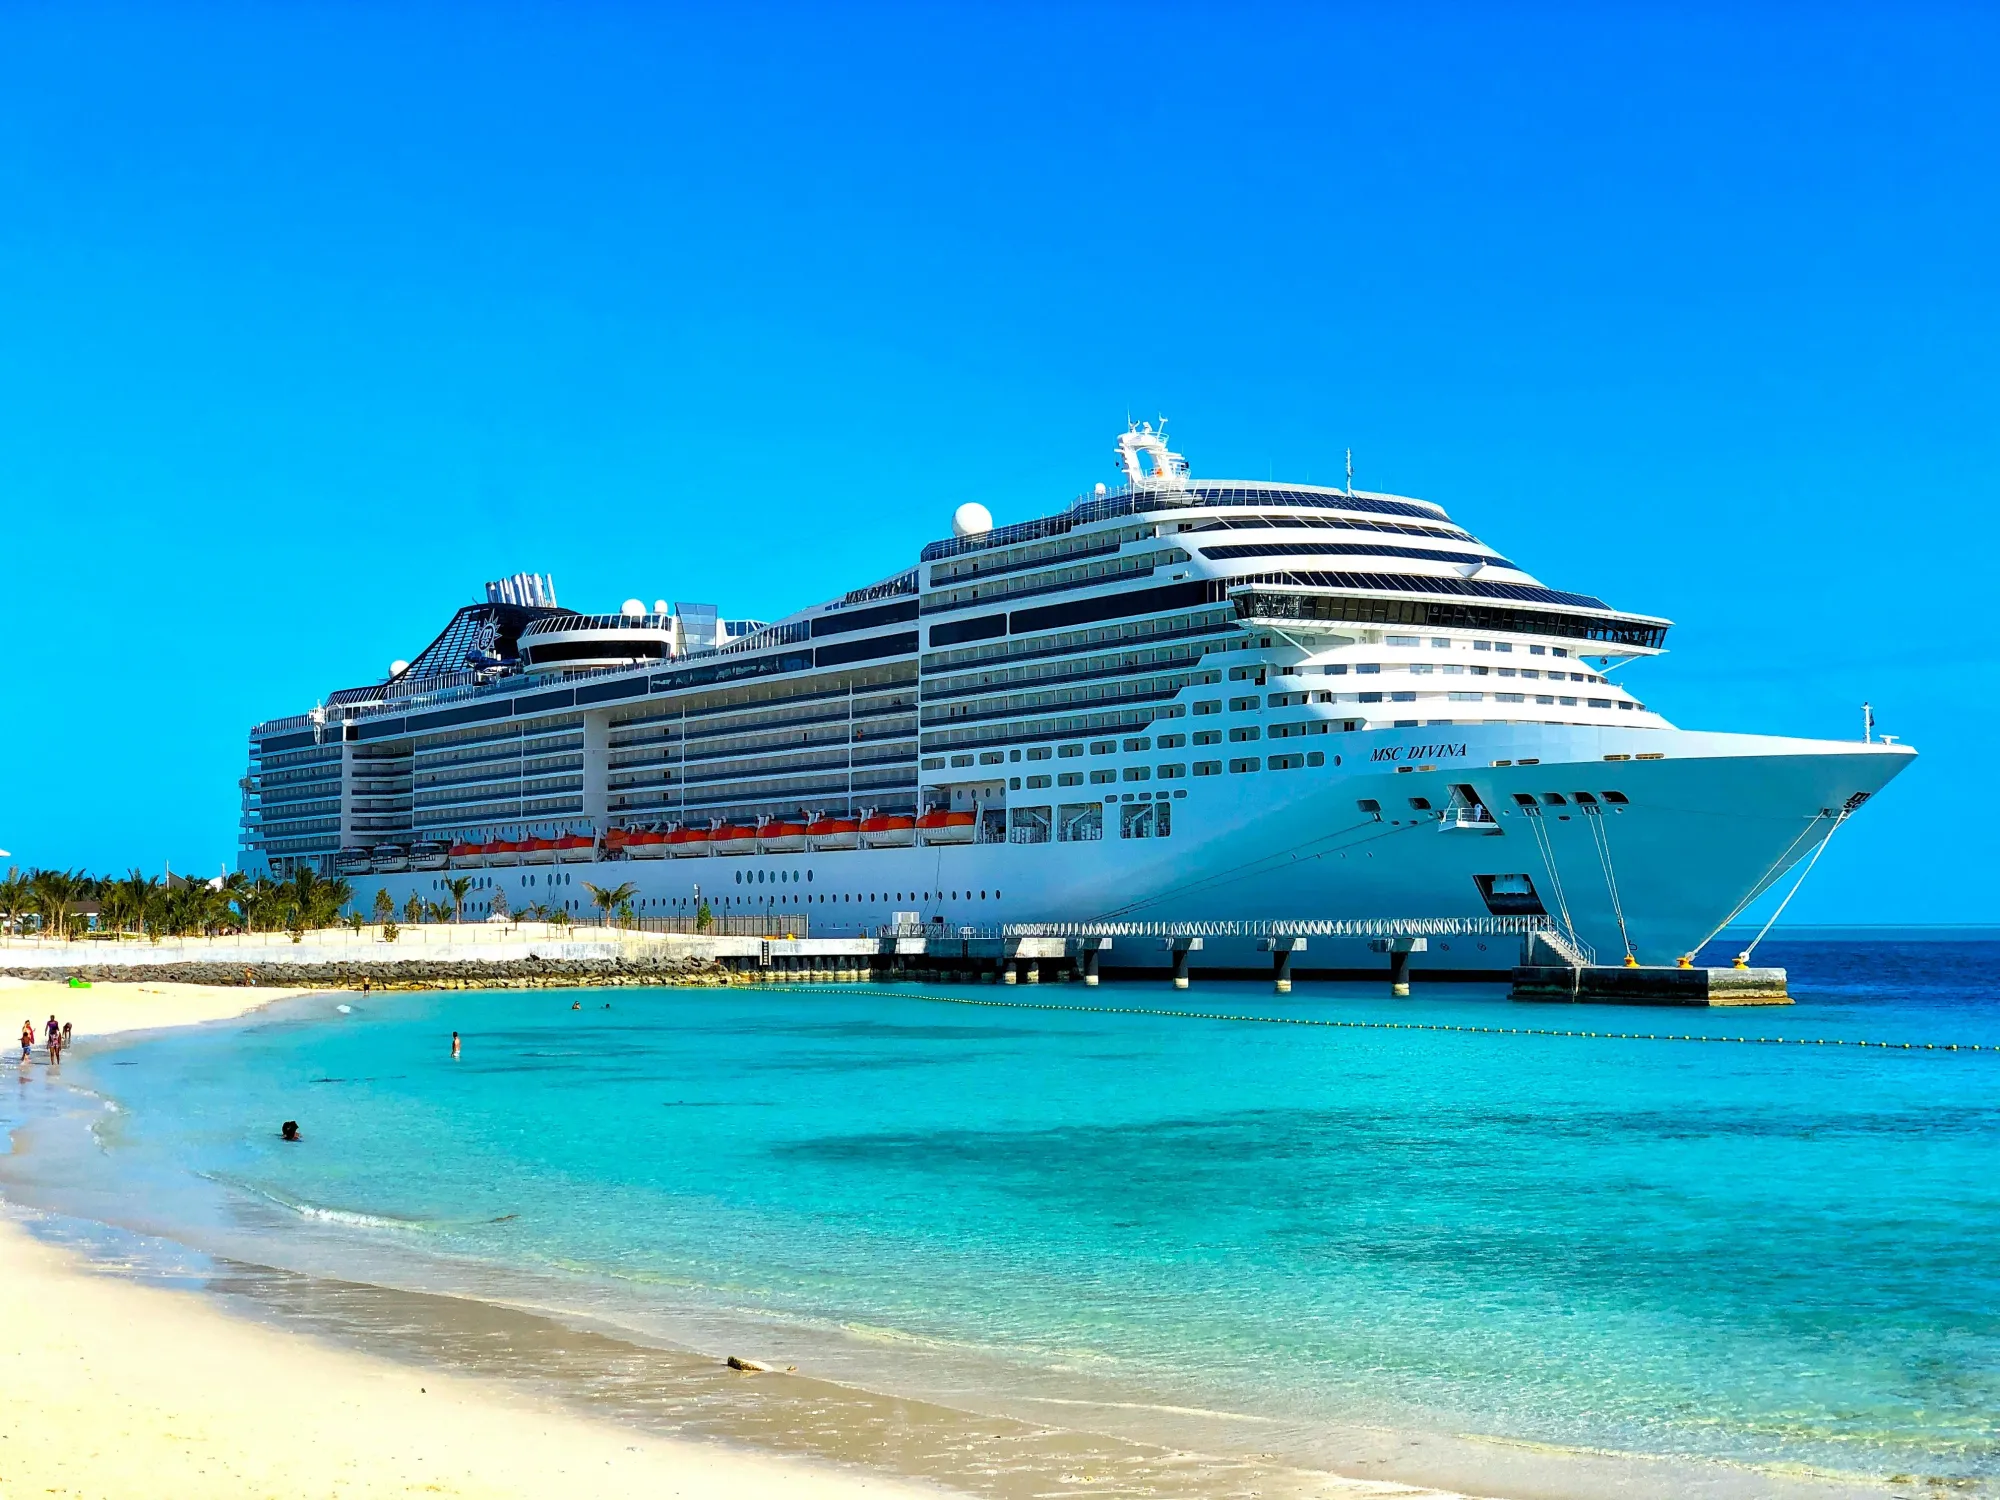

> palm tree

[
  {"left": 29, "top": 869, "right": 84, "bottom": 940},
  {"left": 0, "top": 870, "right": 29, "bottom": 938},
  {"left": 582, "top": 881, "right": 638, "bottom": 929},
  {"left": 109, "top": 870, "right": 159, "bottom": 940},
  {"left": 445, "top": 876, "right": 474, "bottom": 923},
  {"left": 372, "top": 887, "right": 394, "bottom": 925}
]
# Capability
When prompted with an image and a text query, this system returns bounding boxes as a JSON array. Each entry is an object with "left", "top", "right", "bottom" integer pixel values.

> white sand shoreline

[{"left": 0, "top": 979, "right": 949, "bottom": 1498}]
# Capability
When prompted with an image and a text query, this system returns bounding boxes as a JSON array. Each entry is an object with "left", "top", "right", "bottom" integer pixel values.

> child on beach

[{"left": 20, "top": 1021, "right": 32, "bottom": 1062}]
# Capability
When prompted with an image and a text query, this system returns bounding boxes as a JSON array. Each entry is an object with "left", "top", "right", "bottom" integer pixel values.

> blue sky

[{"left": 1, "top": 4, "right": 1993, "bottom": 919}]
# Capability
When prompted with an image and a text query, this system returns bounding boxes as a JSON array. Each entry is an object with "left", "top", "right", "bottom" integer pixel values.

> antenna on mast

[
  {"left": 1862, "top": 702, "right": 1874, "bottom": 743},
  {"left": 1345, "top": 448, "right": 1354, "bottom": 496}
]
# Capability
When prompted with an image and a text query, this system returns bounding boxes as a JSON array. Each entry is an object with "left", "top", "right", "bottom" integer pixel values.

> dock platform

[{"left": 1512, "top": 964, "right": 1790, "bottom": 1006}]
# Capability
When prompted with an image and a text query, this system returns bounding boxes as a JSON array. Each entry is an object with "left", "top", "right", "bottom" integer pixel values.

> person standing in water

[
  {"left": 19, "top": 1021, "right": 32, "bottom": 1063},
  {"left": 451, "top": 1031, "right": 461, "bottom": 1059}
]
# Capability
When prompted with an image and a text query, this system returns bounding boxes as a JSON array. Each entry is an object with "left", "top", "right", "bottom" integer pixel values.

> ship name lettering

[{"left": 1372, "top": 742, "right": 1469, "bottom": 763}]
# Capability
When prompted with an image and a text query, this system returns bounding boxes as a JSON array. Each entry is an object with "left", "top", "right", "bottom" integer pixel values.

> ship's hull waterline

[{"left": 350, "top": 724, "right": 1912, "bottom": 970}]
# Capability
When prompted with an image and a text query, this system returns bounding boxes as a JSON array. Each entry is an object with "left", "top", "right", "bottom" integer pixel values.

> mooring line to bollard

[{"left": 800, "top": 987, "right": 1990, "bottom": 1053}]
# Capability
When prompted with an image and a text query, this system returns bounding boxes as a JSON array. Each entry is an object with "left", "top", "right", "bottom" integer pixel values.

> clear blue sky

[{"left": 1, "top": 4, "right": 1993, "bottom": 919}]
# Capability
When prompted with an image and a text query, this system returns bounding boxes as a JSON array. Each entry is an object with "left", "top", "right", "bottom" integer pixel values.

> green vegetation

[
  {"left": 0, "top": 866, "right": 355, "bottom": 939},
  {"left": 583, "top": 880, "right": 638, "bottom": 928}
]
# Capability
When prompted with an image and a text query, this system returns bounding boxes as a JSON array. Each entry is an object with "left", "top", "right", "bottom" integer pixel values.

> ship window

[
  {"left": 1058, "top": 772, "right": 1083, "bottom": 786},
  {"left": 1602, "top": 790, "right": 1629, "bottom": 803},
  {"left": 1156, "top": 733, "right": 1186, "bottom": 749},
  {"left": 1009, "top": 749, "right": 1021, "bottom": 762},
  {"left": 1323, "top": 663, "right": 1348, "bottom": 675},
  {"left": 1411, "top": 664, "right": 1433, "bottom": 675},
  {"left": 1193, "top": 760, "right": 1222, "bottom": 776},
  {"left": 1124, "top": 737, "right": 1151, "bottom": 751},
  {"left": 1228, "top": 726, "right": 1260, "bottom": 742},
  {"left": 1495, "top": 692, "right": 1524, "bottom": 703},
  {"left": 1059, "top": 744, "right": 1083, "bottom": 758},
  {"left": 1194, "top": 699, "right": 1222, "bottom": 714},
  {"left": 1494, "top": 642, "right": 1512, "bottom": 652},
  {"left": 1443, "top": 664, "right": 1464, "bottom": 675},
  {"left": 1057, "top": 803, "right": 1103, "bottom": 842},
  {"left": 1475, "top": 641, "right": 1491, "bottom": 651},
  {"left": 1009, "top": 776, "right": 1021, "bottom": 789},
  {"left": 1193, "top": 729, "right": 1221, "bottom": 746},
  {"left": 1306, "top": 751, "right": 1325, "bottom": 766},
  {"left": 1386, "top": 635, "right": 1419, "bottom": 646},
  {"left": 1538, "top": 695, "right": 1556, "bottom": 705},
  {"left": 980, "top": 751, "right": 1005, "bottom": 764},
  {"left": 1229, "top": 696, "right": 1259, "bottom": 711},
  {"left": 1157, "top": 762, "right": 1185, "bottom": 778},
  {"left": 1359, "top": 692, "right": 1383, "bottom": 703},
  {"left": 1357, "top": 799, "right": 1382, "bottom": 813},
  {"left": 1268, "top": 753, "right": 1303, "bottom": 770},
  {"left": 950, "top": 754, "right": 974, "bottom": 767},
  {"left": 1027, "top": 774, "right": 1052, "bottom": 789},
  {"left": 1521, "top": 669, "right": 1539, "bottom": 679},
  {"left": 1090, "top": 740, "right": 1116, "bottom": 754},
  {"left": 1119, "top": 801, "right": 1171, "bottom": 839},
  {"left": 1432, "top": 638, "right": 1451, "bottom": 648},
  {"left": 1229, "top": 757, "right": 1261, "bottom": 773},
  {"left": 1090, "top": 769, "right": 1116, "bottom": 784},
  {"left": 1409, "top": 797, "right": 1432, "bottom": 810},
  {"left": 1512, "top": 793, "right": 1537, "bottom": 807},
  {"left": 1618, "top": 700, "right": 1635, "bottom": 709},
  {"left": 1449, "top": 692, "right": 1482, "bottom": 702},
  {"left": 1541, "top": 793, "right": 1567, "bottom": 805},
  {"left": 921, "top": 758, "right": 944, "bottom": 770},
  {"left": 1573, "top": 792, "right": 1597, "bottom": 804},
  {"left": 1356, "top": 663, "right": 1381, "bottom": 675},
  {"left": 1391, "top": 691, "right": 1416, "bottom": 702},
  {"left": 1554, "top": 647, "right": 1569, "bottom": 657},
  {"left": 1027, "top": 746, "right": 1052, "bottom": 761},
  {"left": 1122, "top": 766, "right": 1150, "bottom": 782},
  {"left": 1529, "top": 645, "right": 1546, "bottom": 655}
]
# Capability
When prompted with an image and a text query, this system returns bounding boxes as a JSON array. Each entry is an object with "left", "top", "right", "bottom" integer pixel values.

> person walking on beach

[
  {"left": 45, "top": 1016, "right": 59, "bottom": 1053},
  {"left": 20, "top": 1021, "right": 33, "bottom": 1063},
  {"left": 46, "top": 1022, "right": 61, "bottom": 1067},
  {"left": 60, "top": 1021, "right": 71, "bottom": 1052}
]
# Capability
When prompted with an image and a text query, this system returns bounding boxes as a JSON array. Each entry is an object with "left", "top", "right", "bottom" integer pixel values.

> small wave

[{"left": 217, "top": 1177, "right": 434, "bottom": 1233}]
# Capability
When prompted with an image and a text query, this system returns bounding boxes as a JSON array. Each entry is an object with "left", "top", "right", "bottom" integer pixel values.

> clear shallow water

[{"left": 6, "top": 940, "right": 1999, "bottom": 1495}]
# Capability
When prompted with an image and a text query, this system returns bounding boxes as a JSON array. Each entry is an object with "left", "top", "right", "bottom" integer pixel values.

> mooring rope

[
  {"left": 806, "top": 986, "right": 1993, "bottom": 1054},
  {"left": 1582, "top": 806, "right": 1635, "bottom": 963}
]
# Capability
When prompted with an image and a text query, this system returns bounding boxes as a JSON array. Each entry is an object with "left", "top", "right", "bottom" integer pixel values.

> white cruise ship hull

[{"left": 352, "top": 724, "right": 1911, "bottom": 971}]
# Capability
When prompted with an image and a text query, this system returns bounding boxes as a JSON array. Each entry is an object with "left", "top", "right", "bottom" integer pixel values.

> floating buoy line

[{"left": 813, "top": 988, "right": 1992, "bottom": 1053}]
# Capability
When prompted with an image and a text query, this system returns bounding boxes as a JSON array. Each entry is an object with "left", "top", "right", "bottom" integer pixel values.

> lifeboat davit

[
  {"left": 806, "top": 815, "right": 859, "bottom": 850},
  {"left": 916, "top": 809, "right": 977, "bottom": 845},
  {"left": 758, "top": 819, "right": 809, "bottom": 853},
  {"left": 712, "top": 823, "right": 758, "bottom": 856},
  {"left": 665, "top": 826, "right": 708, "bottom": 857},
  {"left": 555, "top": 832, "right": 594, "bottom": 862},
  {"left": 858, "top": 812, "right": 916, "bottom": 848},
  {"left": 521, "top": 836, "right": 558, "bottom": 864}
]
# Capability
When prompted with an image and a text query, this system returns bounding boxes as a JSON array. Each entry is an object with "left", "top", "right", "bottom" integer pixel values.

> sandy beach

[{"left": 0, "top": 979, "right": 945, "bottom": 1499}]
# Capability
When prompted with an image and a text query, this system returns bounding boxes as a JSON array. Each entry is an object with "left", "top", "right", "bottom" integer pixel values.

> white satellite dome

[
  {"left": 389, "top": 659, "right": 409, "bottom": 678},
  {"left": 951, "top": 502, "right": 994, "bottom": 538},
  {"left": 653, "top": 599, "right": 669, "bottom": 615},
  {"left": 620, "top": 599, "right": 646, "bottom": 618}
]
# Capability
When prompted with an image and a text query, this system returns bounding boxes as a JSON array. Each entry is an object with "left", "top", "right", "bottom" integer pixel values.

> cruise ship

[{"left": 240, "top": 424, "right": 1913, "bottom": 969}]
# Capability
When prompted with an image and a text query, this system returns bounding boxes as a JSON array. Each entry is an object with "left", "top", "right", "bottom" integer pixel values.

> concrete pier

[{"left": 1512, "top": 964, "right": 1791, "bottom": 1005}]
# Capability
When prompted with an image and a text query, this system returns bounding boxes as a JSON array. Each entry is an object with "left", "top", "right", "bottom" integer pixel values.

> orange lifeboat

[
  {"left": 555, "top": 832, "right": 594, "bottom": 862},
  {"left": 916, "top": 809, "right": 977, "bottom": 845},
  {"left": 665, "top": 826, "right": 708, "bottom": 857},
  {"left": 858, "top": 812, "right": 916, "bottom": 848},
  {"left": 486, "top": 838, "right": 521, "bottom": 862},
  {"left": 603, "top": 827, "right": 630, "bottom": 850},
  {"left": 806, "top": 815, "right": 859, "bottom": 850},
  {"left": 628, "top": 828, "right": 668, "bottom": 859},
  {"left": 759, "top": 819, "right": 809, "bottom": 853},
  {"left": 449, "top": 839, "right": 484, "bottom": 867},
  {"left": 712, "top": 823, "right": 758, "bottom": 856},
  {"left": 522, "top": 835, "right": 558, "bottom": 864}
]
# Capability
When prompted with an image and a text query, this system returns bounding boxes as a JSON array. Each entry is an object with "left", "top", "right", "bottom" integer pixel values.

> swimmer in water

[
  {"left": 451, "top": 1031, "right": 461, "bottom": 1059},
  {"left": 280, "top": 1120, "right": 301, "bottom": 1142}
]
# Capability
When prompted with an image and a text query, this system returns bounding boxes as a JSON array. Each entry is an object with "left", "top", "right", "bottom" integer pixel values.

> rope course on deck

[{"left": 815, "top": 988, "right": 1995, "bottom": 1054}]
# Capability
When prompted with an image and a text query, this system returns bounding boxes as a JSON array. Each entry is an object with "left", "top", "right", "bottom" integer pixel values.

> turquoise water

[{"left": 8, "top": 943, "right": 2000, "bottom": 1492}]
